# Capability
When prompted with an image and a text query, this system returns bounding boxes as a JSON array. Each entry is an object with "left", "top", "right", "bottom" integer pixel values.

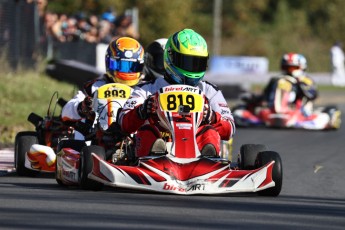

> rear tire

[
  {"left": 232, "top": 105, "right": 250, "bottom": 127},
  {"left": 14, "top": 131, "right": 39, "bottom": 177},
  {"left": 322, "top": 106, "right": 341, "bottom": 129},
  {"left": 256, "top": 151, "right": 283, "bottom": 196},
  {"left": 79, "top": 145, "right": 105, "bottom": 191},
  {"left": 239, "top": 144, "right": 268, "bottom": 170}
]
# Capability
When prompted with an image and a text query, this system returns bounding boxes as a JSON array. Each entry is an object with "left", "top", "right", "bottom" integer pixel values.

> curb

[{"left": 0, "top": 148, "right": 15, "bottom": 174}]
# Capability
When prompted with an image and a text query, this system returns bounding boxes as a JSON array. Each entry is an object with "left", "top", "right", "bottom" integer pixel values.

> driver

[
  {"left": 262, "top": 53, "right": 318, "bottom": 115},
  {"left": 61, "top": 37, "right": 144, "bottom": 138},
  {"left": 142, "top": 38, "right": 168, "bottom": 81},
  {"left": 118, "top": 28, "right": 235, "bottom": 157}
]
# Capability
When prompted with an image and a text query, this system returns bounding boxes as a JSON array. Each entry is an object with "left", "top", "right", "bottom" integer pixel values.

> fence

[
  {"left": 0, "top": 1, "right": 102, "bottom": 69},
  {"left": 0, "top": 0, "right": 42, "bottom": 69}
]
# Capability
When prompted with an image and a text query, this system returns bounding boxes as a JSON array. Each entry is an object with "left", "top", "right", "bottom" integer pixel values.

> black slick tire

[
  {"left": 14, "top": 131, "right": 39, "bottom": 177},
  {"left": 79, "top": 145, "right": 105, "bottom": 191}
]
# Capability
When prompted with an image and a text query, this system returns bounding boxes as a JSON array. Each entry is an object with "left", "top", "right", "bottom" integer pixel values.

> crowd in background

[{"left": 43, "top": 10, "right": 139, "bottom": 45}]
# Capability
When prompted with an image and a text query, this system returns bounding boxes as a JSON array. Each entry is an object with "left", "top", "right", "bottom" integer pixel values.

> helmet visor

[
  {"left": 183, "top": 77, "right": 201, "bottom": 86},
  {"left": 282, "top": 65, "right": 300, "bottom": 73},
  {"left": 108, "top": 58, "right": 143, "bottom": 73},
  {"left": 170, "top": 50, "right": 208, "bottom": 73}
]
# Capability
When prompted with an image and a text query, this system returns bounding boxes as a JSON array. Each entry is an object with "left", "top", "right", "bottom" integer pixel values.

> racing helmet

[
  {"left": 105, "top": 37, "right": 144, "bottom": 86},
  {"left": 143, "top": 38, "right": 168, "bottom": 80},
  {"left": 164, "top": 28, "right": 209, "bottom": 86},
  {"left": 281, "top": 53, "right": 307, "bottom": 78}
]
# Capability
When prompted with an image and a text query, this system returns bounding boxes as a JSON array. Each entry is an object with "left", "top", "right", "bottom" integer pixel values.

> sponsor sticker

[
  {"left": 163, "top": 182, "right": 206, "bottom": 192},
  {"left": 176, "top": 123, "right": 192, "bottom": 129}
]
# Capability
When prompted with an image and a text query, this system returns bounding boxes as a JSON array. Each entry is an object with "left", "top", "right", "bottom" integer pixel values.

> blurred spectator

[
  {"left": 37, "top": 0, "right": 47, "bottom": 17},
  {"left": 44, "top": 12, "right": 58, "bottom": 39},
  {"left": 98, "top": 19, "right": 114, "bottom": 44},
  {"left": 101, "top": 10, "right": 116, "bottom": 23},
  {"left": 40, "top": 9, "right": 138, "bottom": 45},
  {"left": 51, "top": 13, "right": 67, "bottom": 42},
  {"left": 63, "top": 17, "right": 79, "bottom": 42},
  {"left": 114, "top": 14, "right": 139, "bottom": 40},
  {"left": 84, "top": 26, "right": 99, "bottom": 43},
  {"left": 86, "top": 14, "right": 100, "bottom": 43},
  {"left": 330, "top": 41, "right": 345, "bottom": 87},
  {"left": 88, "top": 14, "right": 99, "bottom": 28},
  {"left": 76, "top": 12, "right": 91, "bottom": 35}
]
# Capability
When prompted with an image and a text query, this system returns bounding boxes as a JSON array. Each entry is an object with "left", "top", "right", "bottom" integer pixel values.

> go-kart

[
  {"left": 232, "top": 77, "right": 341, "bottom": 130},
  {"left": 57, "top": 84, "right": 283, "bottom": 196},
  {"left": 15, "top": 82, "right": 133, "bottom": 177},
  {"left": 14, "top": 92, "right": 72, "bottom": 177}
]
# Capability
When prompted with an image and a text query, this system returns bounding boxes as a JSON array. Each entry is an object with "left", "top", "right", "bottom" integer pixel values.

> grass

[{"left": 0, "top": 71, "right": 77, "bottom": 145}]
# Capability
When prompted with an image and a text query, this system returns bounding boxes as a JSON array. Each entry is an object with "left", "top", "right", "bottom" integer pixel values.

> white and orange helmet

[{"left": 105, "top": 37, "right": 144, "bottom": 86}]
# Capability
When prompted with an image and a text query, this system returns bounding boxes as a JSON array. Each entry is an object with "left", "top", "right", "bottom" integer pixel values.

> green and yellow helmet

[{"left": 164, "top": 29, "right": 209, "bottom": 86}]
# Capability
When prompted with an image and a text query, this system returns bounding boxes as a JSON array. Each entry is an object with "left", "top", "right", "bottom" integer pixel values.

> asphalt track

[{"left": 0, "top": 106, "right": 345, "bottom": 229}]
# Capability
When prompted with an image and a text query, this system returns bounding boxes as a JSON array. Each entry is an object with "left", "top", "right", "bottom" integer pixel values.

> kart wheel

[
  {"left": 14, "top": 131, "right": 39, "bottom": 177},
  {"left": 239, "top": 144, "right": 268, "bottom": 170},
  {"left": 322, "top": 106, "right": 342, "bottom": 129},
  {"left": 79, "top": 145, "right": 105, "bottom": 191},
  {"left": 57, "top": 139, "right": 86, "bottom": 152},
  {"left": 55, "top": 158, "right": 64, "bottom": 186},
  {"left": 256, "top": 151, "right": 283, "bottom": 197},
  {"left": 232, "top": 105, "right": 250, "bottom": 127}
]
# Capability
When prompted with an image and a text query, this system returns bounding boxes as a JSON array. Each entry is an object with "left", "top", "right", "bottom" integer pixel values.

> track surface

[{"left": 1, "top": 106, "right": 345, "bottom": 229}]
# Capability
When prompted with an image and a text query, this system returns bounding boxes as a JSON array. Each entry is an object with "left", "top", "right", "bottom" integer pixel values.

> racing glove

[
  {"left": 106, "top": 122, "right": 127, "bottom": 142},
  {"left": 77, "top": 96, "right": 94, "bottom": 119},
  {"left": 137, "top": 95, "right": 156, "bottom": 120},
  {"left": 202, "top": 103, "right": 216, "bottom": 125}
]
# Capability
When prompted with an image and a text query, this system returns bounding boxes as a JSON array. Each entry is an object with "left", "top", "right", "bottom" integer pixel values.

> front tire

[
  {"left": 14, "top": 131, "right": 39, "bottom": 177},
  {"left": 238, "top": 144, "right": 268, "bottom": 170},
  {"left": 79, "top": 145, "right": 105, "bottom": 191},
  {"left": 256, "top": 151, "right": 283, "bottom": 196},
  {"left": 55, "top": 159, "right": 64, "bottom": 186},
  {"left": 56, "top": 139, "right": 86, "bottom": 152}
]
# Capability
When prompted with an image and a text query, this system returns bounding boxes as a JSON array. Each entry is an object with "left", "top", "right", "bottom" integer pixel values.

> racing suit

[
  {"left": 61, "top": 74, "right": 133, "bottom": 139},
  {"left": 262, "top": 74, "right": 317, "bottom": 116},
  {"left": 62, "top": 74, "right": 115, "bottom": 121},
  {"left": 118, "top": 77, "right": 235, "bottom": 157}
]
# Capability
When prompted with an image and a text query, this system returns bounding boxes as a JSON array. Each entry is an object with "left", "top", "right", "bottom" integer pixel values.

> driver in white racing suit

[
  {"left": 118, "top": 28, "right": 235, "bottom": 157},
  {"left": 262, "top": 53, "right": 317, "bottom": 116},
  {"left": 61, "top": 37, "right": 145, "bottom": 138}
]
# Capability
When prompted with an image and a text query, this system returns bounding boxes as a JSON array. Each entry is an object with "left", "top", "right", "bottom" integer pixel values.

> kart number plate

[
  {"left": 97, "top": 83, "right": 131, "bottom": 99},
  {"left": 159, "top": 91, "right": 203, "bottom": 112}
]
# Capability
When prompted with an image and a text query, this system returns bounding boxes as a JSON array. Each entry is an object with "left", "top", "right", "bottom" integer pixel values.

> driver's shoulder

[{"left": 200, "top": 80, "right": 220, "bottom": 92}]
